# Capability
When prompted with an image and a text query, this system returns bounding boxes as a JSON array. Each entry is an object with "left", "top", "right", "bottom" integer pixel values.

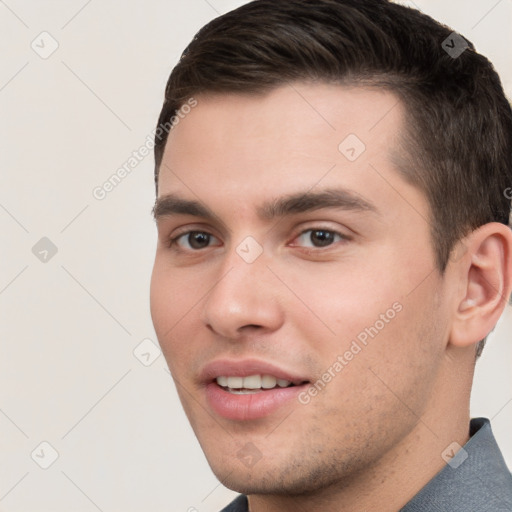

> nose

[{"left": 200, "top": 249, "right": 285, "bottom": 340}]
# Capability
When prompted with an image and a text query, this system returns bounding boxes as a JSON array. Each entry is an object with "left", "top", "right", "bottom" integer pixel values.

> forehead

[
  {"left": 157, "top": 82, "right": 419, "bottom": 224},
  {"left": 162, "top": 83, "right": 403, "bottom": 168}
]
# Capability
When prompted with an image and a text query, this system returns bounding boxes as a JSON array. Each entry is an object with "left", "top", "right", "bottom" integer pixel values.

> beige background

[{"left": 0, "top": 1, "right": 511, "bottom": 511}]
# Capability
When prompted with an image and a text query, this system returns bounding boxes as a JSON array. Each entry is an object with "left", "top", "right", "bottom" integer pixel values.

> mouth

[
  {"left": 201, "top": 359, "right": 311, "bottom": 421},
  {"left": 215, "top": 374, "right": 307, "bottom": 394}
]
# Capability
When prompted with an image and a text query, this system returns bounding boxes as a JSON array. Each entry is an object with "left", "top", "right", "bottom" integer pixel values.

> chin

[{"left": 204, "top": 450, "right": 347, "bottom": 498}]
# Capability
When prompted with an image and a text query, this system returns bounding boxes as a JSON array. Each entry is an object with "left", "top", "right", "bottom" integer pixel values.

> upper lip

[{"left": 200, "top": 358, "right": 310, "bottom": 385}]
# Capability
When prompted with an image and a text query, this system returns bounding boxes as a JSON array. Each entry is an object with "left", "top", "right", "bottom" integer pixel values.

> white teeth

[
  {"left": 216, "top": 376, "right": 228, "bottom": 387},
  {"left": 261, "top": 375, "right": 277, "bottom": 388},
  {"left": 227, "top": 376, "right": 243, "bottom": 389},
  {"left": 216, "top": 374, "right": 294, "bottom": 390},
  {"left": 243, "top": 375, "right": 261, "bottom": 389}
]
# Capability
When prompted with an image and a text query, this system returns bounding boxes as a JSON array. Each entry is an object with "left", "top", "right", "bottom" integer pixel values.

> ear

[{"left": 449, "top": 222, "right": 512, "bottom": 349}]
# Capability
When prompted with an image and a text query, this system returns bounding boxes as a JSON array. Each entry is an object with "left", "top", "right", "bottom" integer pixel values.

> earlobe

[{"left": 449, "top": 223, "right": 512, "bottom": 350}]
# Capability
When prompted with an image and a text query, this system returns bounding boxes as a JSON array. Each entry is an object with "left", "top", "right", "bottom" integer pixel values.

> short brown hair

[{"left": 154, "top": 0, "right": 512, "bottom": 356}]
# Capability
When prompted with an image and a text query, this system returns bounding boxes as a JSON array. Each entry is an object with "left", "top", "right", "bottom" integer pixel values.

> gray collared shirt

[{"left": 220, "top": 418, "right": 512, "bottom": 511}]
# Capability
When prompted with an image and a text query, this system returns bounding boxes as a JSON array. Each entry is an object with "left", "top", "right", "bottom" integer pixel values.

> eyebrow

[{"left": 152, "top": 188, "right": 379, "bottom": 224}]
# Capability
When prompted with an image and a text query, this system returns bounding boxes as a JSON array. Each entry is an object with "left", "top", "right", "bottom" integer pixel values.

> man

[{"left": 149, "top": 0, "right": 512, "bottom": 510}]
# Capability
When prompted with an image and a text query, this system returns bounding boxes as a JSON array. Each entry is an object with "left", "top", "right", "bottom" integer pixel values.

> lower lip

[{"left": 205, "top": 382, "right": 308, "bottom": 421}]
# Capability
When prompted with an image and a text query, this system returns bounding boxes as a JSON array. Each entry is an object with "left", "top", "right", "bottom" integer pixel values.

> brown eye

[
  {"left": 295, "top": 229, "right": 345, "bottom": 248},
  {"left": 171, "top": 231, "right": 219, "bottom": 250}
]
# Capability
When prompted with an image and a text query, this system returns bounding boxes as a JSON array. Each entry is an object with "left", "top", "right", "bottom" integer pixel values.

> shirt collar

[{"left": 401, "top": 418, "right": 512, "bottom": 511}]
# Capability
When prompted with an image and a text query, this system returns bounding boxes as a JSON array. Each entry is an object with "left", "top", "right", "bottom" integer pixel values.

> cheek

[
  {"left": 291, "top": 281, "right": 442, "bottom": 454},
  {"left": 287, "top": 252, "right": 443, "bottom": 393},
  {"left": 284, "top": 258, "right": 404, "bottom": 353},
  {"left": 150, "top": 260, "right": 193, "bottom": 368},
  {"left": 149, "top": 261, "right": 172, "bottom": 335},
  {"left": 150, "top": 256, "right": 204, "bottom": 330}
]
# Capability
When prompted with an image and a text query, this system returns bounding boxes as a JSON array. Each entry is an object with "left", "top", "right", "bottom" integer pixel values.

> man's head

[{"left": 150, "top": 0, "right": 512, "bottom": 504}]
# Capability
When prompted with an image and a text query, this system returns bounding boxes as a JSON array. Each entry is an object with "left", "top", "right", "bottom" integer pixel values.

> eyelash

[{"left": 167, "top": 227, "right": 349, "bottom": 252}]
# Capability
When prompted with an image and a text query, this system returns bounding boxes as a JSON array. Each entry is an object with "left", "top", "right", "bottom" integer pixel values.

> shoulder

[
  {"left": 402, "top": 418, "right": 512, "bottom": 511},
  {"left": 219, "top": 494, "right": 248, "bottom": 512}
]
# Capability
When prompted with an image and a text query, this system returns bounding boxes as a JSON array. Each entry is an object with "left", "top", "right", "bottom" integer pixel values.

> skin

[{"left": 150, "top": 82, "right": 512, "bottom": 512}]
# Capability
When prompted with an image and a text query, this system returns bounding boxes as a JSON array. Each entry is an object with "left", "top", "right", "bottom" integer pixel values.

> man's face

[{"left": 150, "top": 83, "right": 452, "bottom": 494}]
